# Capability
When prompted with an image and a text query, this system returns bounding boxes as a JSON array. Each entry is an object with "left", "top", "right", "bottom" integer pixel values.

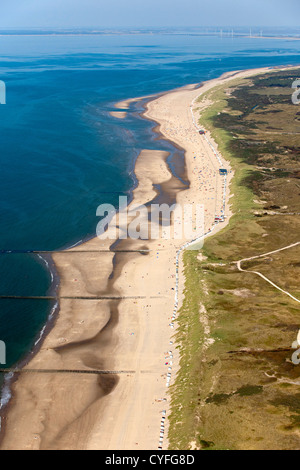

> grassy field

[{"left": 168, "top": 69, "right": 300, "bottom": 450}]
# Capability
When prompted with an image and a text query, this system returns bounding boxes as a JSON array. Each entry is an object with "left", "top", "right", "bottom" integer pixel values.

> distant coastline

[{"left": 0, "top": 28, "right": 299, "bottom": 40}]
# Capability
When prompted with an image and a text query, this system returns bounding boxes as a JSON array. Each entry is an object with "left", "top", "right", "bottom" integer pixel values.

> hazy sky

[{"left": 0, "top": 0, "right": 299, "bottom": 29}]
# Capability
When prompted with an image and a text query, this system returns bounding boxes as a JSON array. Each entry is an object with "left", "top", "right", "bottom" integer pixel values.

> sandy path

[
  {"left": 236, "top": 242, "right": 300, "bottom": 304},
  {"left": 1, "top": 66, "right": 296, "bottom": 450}
]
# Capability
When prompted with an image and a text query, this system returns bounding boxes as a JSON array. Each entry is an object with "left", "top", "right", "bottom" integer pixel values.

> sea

[{"left": 0, "top": 29, "right": 299, "bottom": 407}]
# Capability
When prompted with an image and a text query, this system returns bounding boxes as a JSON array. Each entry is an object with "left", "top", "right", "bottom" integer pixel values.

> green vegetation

[{"left": 169, "top": 69, "right": 300, "bottom": 450}]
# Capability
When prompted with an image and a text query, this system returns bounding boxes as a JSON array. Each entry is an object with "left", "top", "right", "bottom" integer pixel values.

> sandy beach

[{"left": 0, "top": 65, "right": 294, "bottom": 450}]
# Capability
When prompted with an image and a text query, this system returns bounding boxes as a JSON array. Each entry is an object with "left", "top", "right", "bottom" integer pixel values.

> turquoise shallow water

[{"left": 0, "top": 32, "right": 299, "bottom": 387}]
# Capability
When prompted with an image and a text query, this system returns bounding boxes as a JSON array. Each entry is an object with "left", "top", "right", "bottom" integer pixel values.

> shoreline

[{"left": 0, "top": 65, "right": 298, "bottom": 450}]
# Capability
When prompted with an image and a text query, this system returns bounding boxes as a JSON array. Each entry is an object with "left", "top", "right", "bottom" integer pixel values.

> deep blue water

[{"left": 0, "top": 33, "right": 299, "bottom": 378}]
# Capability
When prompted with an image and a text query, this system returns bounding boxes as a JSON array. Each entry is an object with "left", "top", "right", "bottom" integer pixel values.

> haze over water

[{"left": 0, "top": 31, "right": 299, "bottom": 379}]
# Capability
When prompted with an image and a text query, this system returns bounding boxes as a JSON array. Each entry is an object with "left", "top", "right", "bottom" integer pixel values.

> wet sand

[{"left": 1, "top": 66, "right": 294, "bottom": 450}]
